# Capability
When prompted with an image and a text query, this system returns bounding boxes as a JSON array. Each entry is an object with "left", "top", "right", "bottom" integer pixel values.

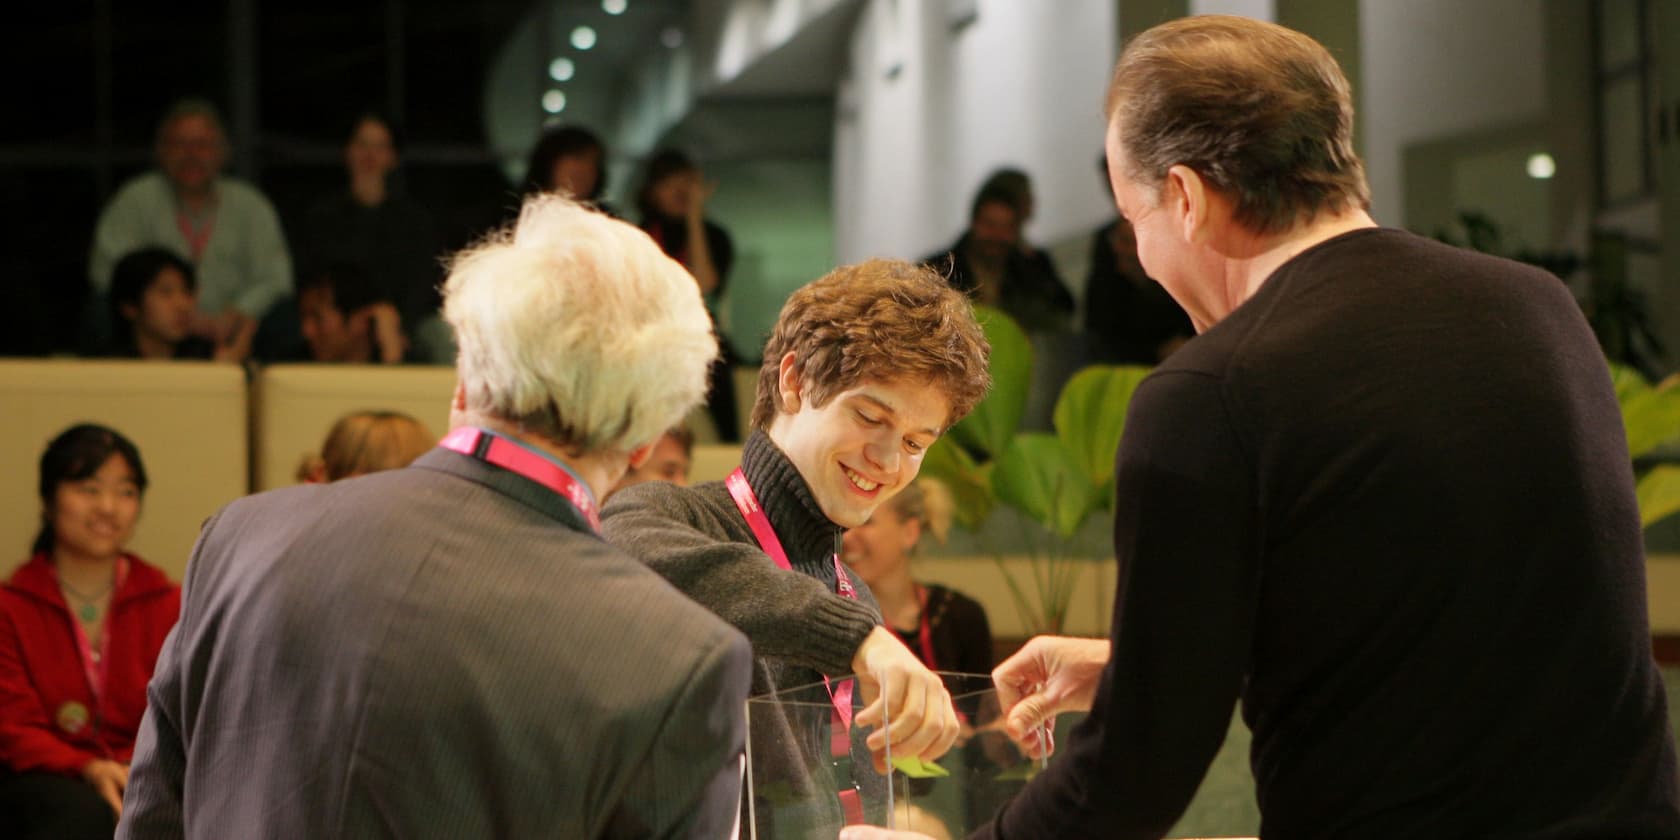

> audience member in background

[
  {"left": 520, "top": 125, "right": 611, "bottom": 212},
  {"left": 610, "top": 425, "right": 693, "bottom": 495},
  {"left": 0, "top": 425, "right": 180, "bottom": 839},
  {"left": 276, "top": 263, "right": 408, "bottom": 364},
  {"left": 1083, "top": 155, "right": 1193, "bottom": 365},
  {"left": 89, "top": 99, "right": 291, "bottom": 352},
  {"left": 298, "top": 114, "right": 444, "bottom": 360},
  {"left": 841, "top": 481, "right": 992, "bottom": 676},
  {"left": 296, "top": 411, "right": 435, "bottom": 483},
  {"left": 119, "top": 196, "right": 750, "bottom": 838},
  {"left": 637, "top": 148, "right": 741, "bottom": 441},
  {"left": 923, "top": 180, "right": 1074, "bottom": 333},
  {"left": 104, "top": 248, "right": 252, "bottom": 362},
  {"left": 602, "top": 258, "right": 988, "bottom": 836}
]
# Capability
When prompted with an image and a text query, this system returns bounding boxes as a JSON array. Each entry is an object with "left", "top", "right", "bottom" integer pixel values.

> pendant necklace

[{"left": 59, "top": 577, "right": 113, "bottom": 623}]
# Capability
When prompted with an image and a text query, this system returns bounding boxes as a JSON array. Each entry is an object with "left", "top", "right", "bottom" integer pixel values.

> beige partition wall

[
  {"left": 253, "top": 365, "right": 457, "bottom": 491},
  {"left": 0, "top": 360, "right": 248, "bottom": 581}
]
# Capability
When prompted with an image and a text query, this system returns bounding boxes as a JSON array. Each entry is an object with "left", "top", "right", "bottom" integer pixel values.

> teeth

[{"left": 844, "top": 468, "right": 879, "bottom": 492}]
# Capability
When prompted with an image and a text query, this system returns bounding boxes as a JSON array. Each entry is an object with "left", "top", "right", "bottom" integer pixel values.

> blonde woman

[{"left": 297, "top": 411, "right": 433, "bottom": 483}]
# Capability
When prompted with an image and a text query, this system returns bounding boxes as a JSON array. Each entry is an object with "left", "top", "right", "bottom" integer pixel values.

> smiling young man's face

[{"left": 767, "top": 357, "right": 951, "bottom": 529}]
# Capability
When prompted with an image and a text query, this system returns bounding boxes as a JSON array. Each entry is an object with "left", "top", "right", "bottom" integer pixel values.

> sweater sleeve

[
  {"left": 0, "top": 608, "right": 99, "bottom": 776},
  {"left": 601, "top": 483, "right": 879, "bottom": 677},
  {"left": 979, "top": 369, "right": 1259, "bottom": 840}
]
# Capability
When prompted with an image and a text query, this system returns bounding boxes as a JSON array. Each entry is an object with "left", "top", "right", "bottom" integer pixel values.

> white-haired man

[
  {"left": 119, "top": 196, "right": 752, "bottom": 839},
  {"left": 851, "top": 14, "right": 1680, "bottom": 840}
]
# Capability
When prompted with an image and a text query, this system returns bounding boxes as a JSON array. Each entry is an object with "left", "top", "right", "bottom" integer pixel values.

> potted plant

[
  {"left": 920, "top": 306, "right": 1151, "bottom": 634},
  {"left": 1612, "top": 364, "right": 1680, "bottom": 528}
]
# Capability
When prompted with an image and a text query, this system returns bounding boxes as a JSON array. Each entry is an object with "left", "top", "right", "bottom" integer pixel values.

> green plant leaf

[
  {"left": 1622, "top": 384, "right": 1680, "bottom": 460},
  {"left": 918, "top": 437, "right": 994, "bottom": 530},
  {"left": 991, "top": 433, "right": 1096, "bottom": 538},
  {"left": 1610, "top": 363, "right": 1651, "bottom": 405},
  {"left": 949, "top": 306, "right": 1032, "bottom": 460},
  {"left": 1638, "top": 465, "right": 1680, "bottom": 529},
  {"left": 1053, "top": 365, "right": 1152, "bottom": 493}
]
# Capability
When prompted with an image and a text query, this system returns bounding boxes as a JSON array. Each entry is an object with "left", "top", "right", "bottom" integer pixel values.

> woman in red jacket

[{"left": 0, "top": 424, "right": 180, "bottom": 838}]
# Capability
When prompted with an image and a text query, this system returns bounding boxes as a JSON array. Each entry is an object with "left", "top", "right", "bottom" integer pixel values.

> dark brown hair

[
  {"left": 1106, "top": 15, "right": 1369, "bottom": 235},
  {"left": 751, "top": 259, "right": 990, "bottom": 431}
]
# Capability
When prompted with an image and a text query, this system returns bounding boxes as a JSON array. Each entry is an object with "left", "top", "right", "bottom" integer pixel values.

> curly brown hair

[
  {"left": 751, "top": 259, "right": 990, "bottom": 432},
  {"left": 1107, "top": 15, "right": 1369, "bottom": 235}
]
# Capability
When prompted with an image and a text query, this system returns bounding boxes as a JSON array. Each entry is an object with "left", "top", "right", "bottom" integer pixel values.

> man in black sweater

[{"left": 851, "top": 14, "right": 1680, "bottom": 840}]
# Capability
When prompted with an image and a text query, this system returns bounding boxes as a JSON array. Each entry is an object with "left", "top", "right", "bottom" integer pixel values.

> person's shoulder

[
  {"left": 122, "top": 554, "right": 178, "bottom": 593},
  {"left": 104, "top": 172, "right": 169, "bottom": 208},
  {"left": 216, "top": 176, "right": 281, "bottom": 211},
  {"left": 603, "top": 477, "right": 727, "bottom": 522}
]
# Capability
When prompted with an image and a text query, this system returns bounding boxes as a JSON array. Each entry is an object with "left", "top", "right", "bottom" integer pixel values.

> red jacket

[{"left": 0, "top": 552, "right": 180, "bottom": 775}]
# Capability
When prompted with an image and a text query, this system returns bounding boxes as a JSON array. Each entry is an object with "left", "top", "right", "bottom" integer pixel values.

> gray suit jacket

[{"left": 119, "top": 446, "right": 751, "bottom": 839}]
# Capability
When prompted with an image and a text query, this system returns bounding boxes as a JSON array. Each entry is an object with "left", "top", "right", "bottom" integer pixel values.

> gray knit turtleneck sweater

[{"left": 601, "top": 430, "right": 882, "bottom": 696}]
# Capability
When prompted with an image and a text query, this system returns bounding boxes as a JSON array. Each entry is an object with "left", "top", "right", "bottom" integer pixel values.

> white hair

[{"left": 442, "top": 194, "right": 718, "bottom": 454}]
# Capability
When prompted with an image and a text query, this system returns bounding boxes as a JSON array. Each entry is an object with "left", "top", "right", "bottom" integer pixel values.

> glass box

[{"left": 744, "top": 672, "right": 1069, "bottom": 839}]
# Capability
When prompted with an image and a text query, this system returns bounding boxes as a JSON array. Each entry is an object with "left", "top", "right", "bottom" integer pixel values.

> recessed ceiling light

[
  {"left": 571, "top": 25, "right": 597, "bottom": 50},
  {"left": 548, "top": 57, "right": 575, "bottom": 82},
  {"left": 1526, "top": 152, "right": 1556, "bottom": 180},
  {"left": 542, "top": 90, "right": 567, "bottom": 114},
  {"left": 603, "top": 0, "right": 628, "bottom": 14}
]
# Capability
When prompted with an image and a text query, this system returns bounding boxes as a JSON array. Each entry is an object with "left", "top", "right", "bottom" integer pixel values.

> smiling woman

[{"left": 0, "top": 424, "right": 181, "bottom": 839}]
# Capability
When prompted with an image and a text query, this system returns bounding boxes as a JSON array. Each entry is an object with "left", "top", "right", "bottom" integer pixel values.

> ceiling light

[
  {"left": 603, "top": 0, "right": 628, "bottom": 14},
  {"left": 548, "top": 57, "right": 575, "bottom": 82},
  {"left": 542, "top": 90, "right": 567, "bottom": 114},
  {"left": 571, "top": 25, "right": 597, "bottom": 50},
  {"left": 1526, "top": 152, "right": 1555, "bottom": 180}
]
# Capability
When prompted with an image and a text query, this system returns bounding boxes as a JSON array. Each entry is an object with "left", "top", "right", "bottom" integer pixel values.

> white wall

[
  {"left": 1359, "top": 0, "right": 1548, "bottom": 228},
  {"left": 833, "top": 0, "right": 1118, "bottom": 264}
]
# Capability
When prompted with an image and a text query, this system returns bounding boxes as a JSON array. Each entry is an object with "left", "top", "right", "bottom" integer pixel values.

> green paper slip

[{"left": 891, "top": 757, "right": 950, "bottom": 778}]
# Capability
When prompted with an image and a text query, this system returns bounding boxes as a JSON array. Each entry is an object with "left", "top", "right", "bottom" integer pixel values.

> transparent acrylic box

[{"left": 745, "top": 671, "right": 1076, "bottom": 839}]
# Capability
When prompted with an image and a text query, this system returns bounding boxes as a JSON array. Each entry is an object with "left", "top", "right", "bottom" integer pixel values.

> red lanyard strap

[
  {"left": 915, "top": 585, "right": 938, "bottom": 672},
  {"left": 726, "top": 467, "right": 858, "bottom": 725},
  {"left": 439, "top": 427, "right": 601, "bottom": 533}
]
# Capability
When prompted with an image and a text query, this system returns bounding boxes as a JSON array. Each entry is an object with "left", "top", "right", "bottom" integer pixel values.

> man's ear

[
  {"left": 1163, "top": 164, "right": 1211, "bottom": 244},
  {"left": 451, "top": 381, "right": 468, "bottom": 412},
  {"left": 627, "top": 441, "right": 655, "bottom": 470},
  {"left": 776, "top": 351, "right": 804, "bottom": 414}
]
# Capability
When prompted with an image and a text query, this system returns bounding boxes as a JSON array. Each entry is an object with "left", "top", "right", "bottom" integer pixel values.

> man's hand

[
  {"left": 82, "top": 758, "right": 129, "bottom": 817},
  {"left": 850, "top": 626, "right": 960, "bottom": 773},
  {"left": 993, "top": 636, "right": 1111, "bottom": 758},
  {"left": 354, "top": 302, "right": 407, "bottom": 363}
]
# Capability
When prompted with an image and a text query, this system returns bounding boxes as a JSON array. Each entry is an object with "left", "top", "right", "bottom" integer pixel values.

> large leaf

[
  {"left": 1622, "top": 384, "right": 1680, "bottom": 460},
  {"left": 918, "top": 436, "right": 995, "bottom": 530},
  {"left": 1053, "top": 365, "right": 1152, "bottom": 493},
  {"left": 1638, "top": 465, "right": 1680, "bottom": 529},
  {"left": 1610, "top": 363, "right": 1651, "bottom": 405},
  {"left": 990, "top": 433, "right": 1097, "bottom": 538},
  {"left": 948, "top": 306, "right": 1032, "bottom": 461}
]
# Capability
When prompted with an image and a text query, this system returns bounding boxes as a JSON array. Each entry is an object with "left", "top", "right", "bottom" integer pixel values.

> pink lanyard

[
  {"left": 914, "top": 585, "right": 938, "bottom": 671},
  {"left": 725, "top": 468, "right": 858, "bottom": 724},
  {"left": 439, "top": 427, "right": 601, "bottom": 533},
  {"left": 175, "top": 212, "right": 214, "bottom": 261},
  {"left": 63, "top": 557, "right": 127, "bottom": 704}
]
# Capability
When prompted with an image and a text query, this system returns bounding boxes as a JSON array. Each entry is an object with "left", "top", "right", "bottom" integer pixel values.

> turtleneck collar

[{"left": 740, "top": 429, "right": 841, "bottom": 576}]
